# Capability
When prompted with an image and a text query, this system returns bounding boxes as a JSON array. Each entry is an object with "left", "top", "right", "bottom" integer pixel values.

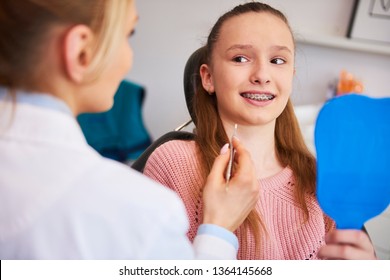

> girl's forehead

[
  {"left": 216, "top": 12, "right": 294, "bottom": 49},
  {"left": 221, "top": 12, "right": 289, "bottom": 35}
]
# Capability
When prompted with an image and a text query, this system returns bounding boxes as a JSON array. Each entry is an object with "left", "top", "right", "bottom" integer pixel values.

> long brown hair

[{"left": 192, "top": 2, "right": 316, "bottom": 258}]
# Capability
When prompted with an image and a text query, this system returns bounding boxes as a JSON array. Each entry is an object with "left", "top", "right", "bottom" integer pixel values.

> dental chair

[{"left": 131, "top": 46, "right": 206, "bottom": 172}]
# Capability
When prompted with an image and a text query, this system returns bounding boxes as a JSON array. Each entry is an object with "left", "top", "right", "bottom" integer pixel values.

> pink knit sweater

[{"left": 144, "top": 140, "right": 335, "bottom": 260}]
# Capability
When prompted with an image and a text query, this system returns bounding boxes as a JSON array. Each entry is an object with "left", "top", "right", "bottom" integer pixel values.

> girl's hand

[{"left": 318, "top": 229, "right": 377, "bottom": 260}]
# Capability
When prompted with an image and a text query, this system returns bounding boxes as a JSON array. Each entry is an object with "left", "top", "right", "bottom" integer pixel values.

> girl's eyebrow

[
  {"left": 226, "top": 44, "right": 253, "bottom": 52},
  {"left": 226, "top": 44, "right": 293, "bottom": 54},
  {"left": 270, "top": 45, "right": 293, "bottom": 54}
]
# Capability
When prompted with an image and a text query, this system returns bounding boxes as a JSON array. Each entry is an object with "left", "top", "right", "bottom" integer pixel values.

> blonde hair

[
  {"left": 193, "top": 2, "right": 316, "bottom": 259},
  {"left": 0, "top": 0, "right": 133, "bottom": 90}
]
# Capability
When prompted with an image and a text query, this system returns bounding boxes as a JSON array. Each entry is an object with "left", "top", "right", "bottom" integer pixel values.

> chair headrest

[{"left": 183, "top": 46, "right": 207, "bottom": 126}]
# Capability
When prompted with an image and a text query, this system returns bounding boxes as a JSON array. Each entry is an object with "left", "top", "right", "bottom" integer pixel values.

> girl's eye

[
  {"left": 233, "top": 56, "right": 249, "bottom": 63},
  {"left": 271, "top": 58, "right": 286, "bottom": 65}
]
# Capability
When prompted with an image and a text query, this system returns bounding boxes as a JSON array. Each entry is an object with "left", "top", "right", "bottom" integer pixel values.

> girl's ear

[
  {"left": 200, "top": 64, "right": 215, "bottom": 94},
  {"left": 63, "top": 25, "right": 94, "bottom": 83}
]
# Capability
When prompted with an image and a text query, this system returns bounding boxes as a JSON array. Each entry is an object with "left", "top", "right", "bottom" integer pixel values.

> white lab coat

[{"left": 0, "top": 92, "right": 236, "bottom": 259}]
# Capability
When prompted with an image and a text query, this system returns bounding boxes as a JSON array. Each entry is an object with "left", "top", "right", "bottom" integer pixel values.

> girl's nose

[{"left": 250, "top": 61, "right": 271, "bottom": 85}]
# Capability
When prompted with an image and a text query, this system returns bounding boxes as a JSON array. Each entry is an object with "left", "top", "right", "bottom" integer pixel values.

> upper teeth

[{"left": 242, "top": 93, "right": 274, "bottom": 101}]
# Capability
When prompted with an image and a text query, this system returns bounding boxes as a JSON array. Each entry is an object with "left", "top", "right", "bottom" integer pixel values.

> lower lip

[{"left": 242, "top": 96, "right": 274, "bottom": 107}]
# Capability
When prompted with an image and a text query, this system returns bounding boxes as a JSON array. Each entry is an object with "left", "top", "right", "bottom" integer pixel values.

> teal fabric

[
  {"left": 77, "top": 80, "right": 152, "bottom": 162},
  {"left": 315, "top": 94, "right": 390, "bottom": 229}
]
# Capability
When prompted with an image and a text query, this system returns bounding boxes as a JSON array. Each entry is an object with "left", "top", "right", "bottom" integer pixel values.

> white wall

[{"left": 129, "top": 0, "right": 390, "bottom": 139}]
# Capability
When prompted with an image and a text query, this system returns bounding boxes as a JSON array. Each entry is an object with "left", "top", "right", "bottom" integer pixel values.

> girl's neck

[{"left": 233, "top": 123, "right": 284, "bottom": 180}]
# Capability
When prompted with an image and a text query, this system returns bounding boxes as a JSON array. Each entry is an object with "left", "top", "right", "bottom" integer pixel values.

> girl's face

[{"left": 201, "top": 12, "right": 295, "bottom": 128}]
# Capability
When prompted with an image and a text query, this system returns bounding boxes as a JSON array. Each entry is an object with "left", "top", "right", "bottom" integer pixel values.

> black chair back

[{"left": 131, "top": 47, "right": 206, "bottom": 172}]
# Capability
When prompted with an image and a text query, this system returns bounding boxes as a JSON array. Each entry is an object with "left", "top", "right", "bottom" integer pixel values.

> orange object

[{"left": 336, "top": 70, "right": 364, "bottom": 96}]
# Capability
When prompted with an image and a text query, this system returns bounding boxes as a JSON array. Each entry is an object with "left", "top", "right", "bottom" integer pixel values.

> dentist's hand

[{"left": 202, "top": 137, "right": 259, "bottom": 232}]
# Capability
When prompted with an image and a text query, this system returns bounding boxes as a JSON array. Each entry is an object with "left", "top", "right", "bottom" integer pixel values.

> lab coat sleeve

[{"left": 138, "top": 197, "right": 237, "bottom": 260}]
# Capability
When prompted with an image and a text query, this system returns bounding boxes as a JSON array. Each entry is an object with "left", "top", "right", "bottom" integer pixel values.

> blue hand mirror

[{"left": 315, "top": 94, "right": 390, "bottom": 229}]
